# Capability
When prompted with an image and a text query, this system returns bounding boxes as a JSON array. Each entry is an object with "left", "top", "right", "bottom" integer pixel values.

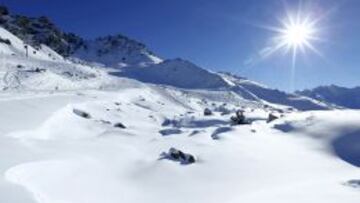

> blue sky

[{"left": 1, "top": 0, "right": 360, "bottom": 91}]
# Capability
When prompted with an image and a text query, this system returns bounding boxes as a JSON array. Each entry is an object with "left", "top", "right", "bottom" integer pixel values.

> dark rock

[
  {"left": 0, "top": 5, "right": 9, "bottom": 16},
  {"left": 34, "top": 68, "right": 46, "bottom": 73},
  {"left": 345, "top": 179, "right": 360, "bottom": 188},
  {"left": 0, "top": 37, "right": 11, "bottom": 45},
  {"left": 160, "top": 148, "right": 195, "bottom": 165},
  {"left": 114, "top": 122, "right": 126, "bottom": 129},
  {"left": 73, "top": 109, "right": 91, "bottom": 119},
  {"left": 159, "top": 128, "right": 182, "bottom": 136},
  {"left": 231, "top": 110, "right": 249, "bottom": 125},
  {"left": 267, "top": 113, "right": 279, "bottom": 123},
  {"left": 204, "top": 108, "right": 212, "bottom": 116}
]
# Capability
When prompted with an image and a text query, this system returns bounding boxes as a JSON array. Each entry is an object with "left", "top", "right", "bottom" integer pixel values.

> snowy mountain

[
  {"left": 116, "top": 60, "right": 329, "bottom": 110},
  {"left": 0, "top": 6, "right": 84, "bottom": 57},
  {"left": 0, "top": 6, "right": 161, "bottom": 67},
  {"left": 220, "top": 73, "right": 329, "bottom": 111},
  {"left": 297, "top": 85, "right": 360, "bottom": 109},
  {"left": 0, "top": 6, "right": 359, "bottom": 203},
  {"left": 117, "top": 58, "right": 228, "bottom": 89},
  {"left": 72, "top": 34, "right": 162, "bottom": 67}
]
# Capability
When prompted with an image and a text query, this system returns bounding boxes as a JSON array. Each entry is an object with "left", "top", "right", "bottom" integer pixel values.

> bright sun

[
  {"left": 259, "top": 11, "right": 324, "bottom": 91},
  {"left": 276, "top": 16, "right": 318, "bottom": 53},
  {"left": 282, "top": 23, "right": 314, "bottom": 47}
]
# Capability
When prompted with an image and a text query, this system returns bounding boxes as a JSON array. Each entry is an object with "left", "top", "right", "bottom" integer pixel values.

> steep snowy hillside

[
  {"left": 0, "top": 27, "right": 63, "bottom": 61},
  {"left": 0, "top": 25, "right": 131, "bottom": 91},
  {"left": 0, "top": 6, "right": 84, "bottom": 57},
  {"left": 73, "top": 34, "right": 162, "bottom": 67},
  {"left": 297, "top": 85, "right": 360, "bottom": 109}
]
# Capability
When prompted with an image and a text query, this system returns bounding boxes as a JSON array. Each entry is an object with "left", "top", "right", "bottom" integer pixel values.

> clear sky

[{"left": 1, "top": 0, "right": 360, "bottom": 91}]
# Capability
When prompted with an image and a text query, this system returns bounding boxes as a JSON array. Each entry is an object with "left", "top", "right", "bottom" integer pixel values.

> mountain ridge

[
  {"left": 297, "top": 85, "right": 360, "bottom": 109},
  {"left": 0, "top": 5, "right": 330, "bottom": 111}
]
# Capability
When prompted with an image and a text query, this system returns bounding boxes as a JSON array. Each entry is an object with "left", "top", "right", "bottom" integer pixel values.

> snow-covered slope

[
  {"left": 0, "top": 7, "right": 84, "bottom": 57},
  {"left": 0, "top": 6, "right": 161, "bottom": 67},
  {"left": 0, "top": 26, "right": 63, "bottom": 61},
  {"left": 0, "top": 9, "right": 359, "bottom": 203},
  {"left": 220, "top": 73, "right": 330, "bottom": 111},
  {"left": 0, "top": 89, "right": 358, "bottom": 203},
  {"left": 0, "top": 25, "right": 134, "bottom": 91},
  {"left": 73, "top": 34, "right": 162, "bottom": 67},
  {"left": 117, "top": 58, "right": 228, "bottom": 89},
  {"left": 1, "top": 19, "right": 327, "bottom": 111},
  {"left": 297, "top": 85, "right": 360, "bottom": 109}
]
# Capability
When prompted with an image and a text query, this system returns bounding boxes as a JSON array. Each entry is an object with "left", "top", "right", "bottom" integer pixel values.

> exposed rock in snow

[
  {"left": 160, "top": 147, "right": 196, "bottom": 165},
  {"left": 113, "top": 122, "right": 126, "bottom": 129},
  {"left": 73, "top": 108, "right": 91, "bottom": 119},
  {"left": 203, "top": 108, "right": 212, "bottom": 116}
]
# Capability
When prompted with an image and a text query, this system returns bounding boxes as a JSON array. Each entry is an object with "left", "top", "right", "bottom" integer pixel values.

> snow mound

[{"left": 272, "top": 110, "right": 360, "bottom": 167}]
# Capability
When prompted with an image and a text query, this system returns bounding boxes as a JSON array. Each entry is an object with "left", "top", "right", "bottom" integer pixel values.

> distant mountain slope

[
  {"left": 114, "top": 59, "right": 329, "bottom": 110},
  {"left": 0, "top": 6, "right": 161, "bottom": 67},
  {"left": 297, "top": 85, "right": 360, "bottom": 109},
  {"left": 0, "top": 6, "right": 330, "bottom": 111},
  {"left": 219, "top": 73, "right": 330, "bottom": 111},
  {"left": 115, "top": 58, "right": 228, "bottom": 89}
]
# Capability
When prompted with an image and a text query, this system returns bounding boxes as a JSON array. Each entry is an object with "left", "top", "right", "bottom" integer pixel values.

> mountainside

[
  {"left": 0, "top": 5, "right": 359, "bottom": 203},
  {"left": 0, "top": 5, "right": 328, "bottom": 111},
  {"left": 297, "top": 85, "right": 360, "bottom": 109},
  {"left": 116, "top": 58, "right": 228, "bottom": 89},
  {"left": 220, "top": 73, "right": 329, "bottom": 111},
  {"left": 0, "top": 6, "right": 160, "bottom": 66},
  {"left": 72, "top": 34, "right": 162, "bottom": 67}
]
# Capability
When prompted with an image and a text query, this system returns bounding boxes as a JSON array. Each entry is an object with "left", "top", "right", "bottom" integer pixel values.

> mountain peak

[{"left": 0, "top": 7, "right": 161, "bottom": 67}]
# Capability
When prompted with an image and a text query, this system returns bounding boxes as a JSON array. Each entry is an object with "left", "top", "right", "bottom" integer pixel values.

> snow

[
  {"left": 0, "top": 25, "right": 359, "bottom": 203},
  {"left": 0, "top": 88, "right": 358, "bottom": 203},
  {"left": 0, "top": 27, "right": 62, "bottom": 61},
  {"left": 297, "top": 85, "right": 360, "bottom": 109},
  {"left": 72, "top": 35, "right": 162, "bottom": 68},
  {"left": 116, "top": 58, "right": 229, "bottom": 89}
]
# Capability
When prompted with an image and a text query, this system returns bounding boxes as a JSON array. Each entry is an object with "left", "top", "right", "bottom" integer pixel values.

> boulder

[
  {"left": 204, "top": 108, "right": 212, "bottom": 116},
  {"left": 114, "top": 122, "right": 126, "bottom": 129},
  {"left": 231, "top": 110, "right": 248, "bottom": 125},
  {"left": 267, "top": 113, "right": 279, "bottom": 123},
  {"left": 160, "top": 147, "right": 195, "bottom": 165},
  {"left": 73, "top": 109, "right": 91, "bottom": 119}
]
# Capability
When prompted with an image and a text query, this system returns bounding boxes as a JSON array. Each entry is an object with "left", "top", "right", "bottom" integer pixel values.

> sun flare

[
  {"left": 282, "top": 22, "right": 314, "bottom": 47},
  {"left": 260, "top": 11, "right": 324, "bottom": 91},
  {"left": 274, "top": 14, "right": 319, "bottom": 54}
]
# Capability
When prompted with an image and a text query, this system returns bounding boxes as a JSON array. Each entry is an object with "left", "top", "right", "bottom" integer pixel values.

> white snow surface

[
  {"left": 0, "top": 25, "right": 359, "bottom": 203},
  {"left": 0, "top": 89, "right": 359, "bottom": 203}
]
